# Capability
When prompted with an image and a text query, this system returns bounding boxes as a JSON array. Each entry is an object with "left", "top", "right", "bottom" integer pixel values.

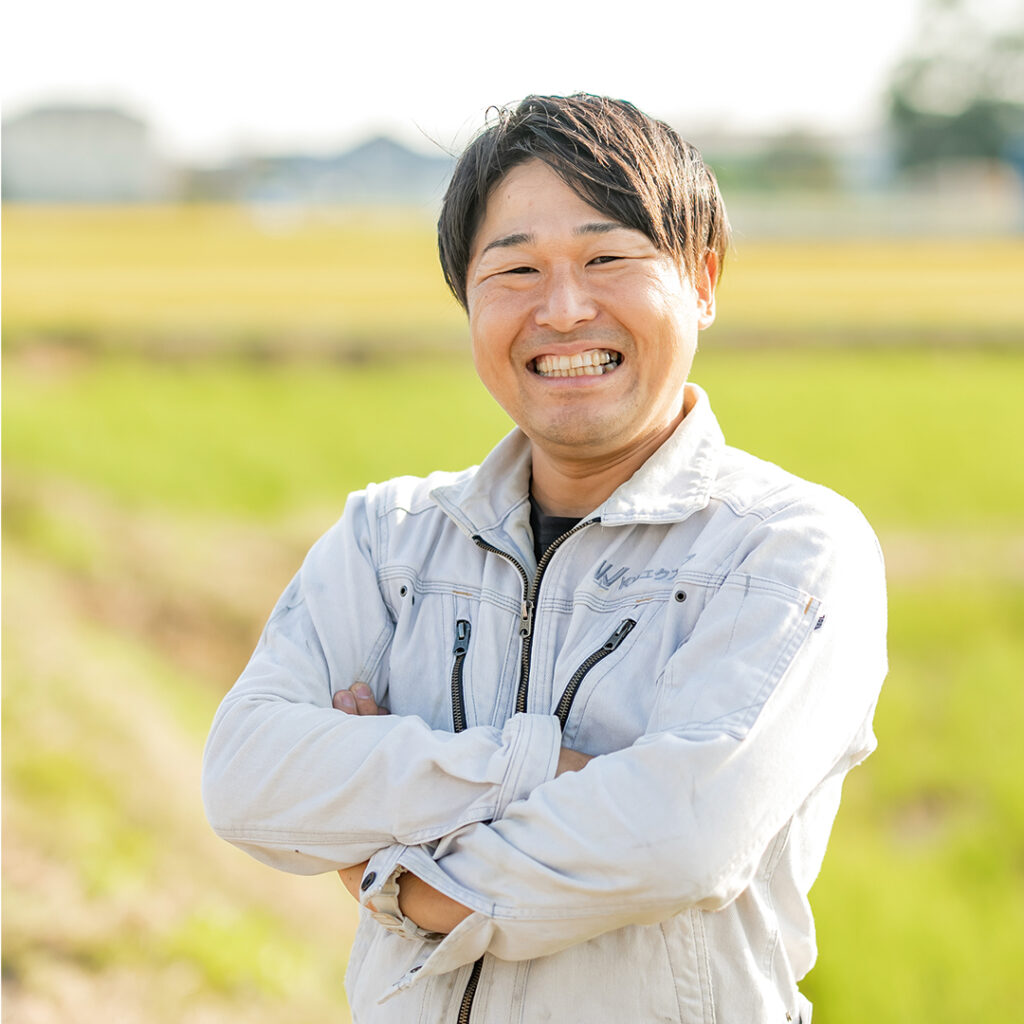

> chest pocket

[
  {"left": 651, "top": 571, "right": 820, "bottom": 740},
  {"left": 384, "top": 578, "right": 521, "bottom": 732},
  {"left": 545, "top": 556, "right": 719, "bottom": 752},
  {"left": 549, "top": 602, "right": 667, "bottom": 755}
]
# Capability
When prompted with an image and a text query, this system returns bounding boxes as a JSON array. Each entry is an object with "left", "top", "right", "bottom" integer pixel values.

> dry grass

[{"left": 2, "top": 498, "right": 358, "bottom": 1023}]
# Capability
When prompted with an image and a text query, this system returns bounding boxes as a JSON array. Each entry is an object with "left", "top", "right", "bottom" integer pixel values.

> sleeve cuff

[
  {"left": 494, "top": 713, "right": 561, "bottom": 818},
  {"left": 360, "top": 847, "right": 446, "bottom": 943},
  {"left": 366, "top": 846, "right": 499, "bottom": 1001}
]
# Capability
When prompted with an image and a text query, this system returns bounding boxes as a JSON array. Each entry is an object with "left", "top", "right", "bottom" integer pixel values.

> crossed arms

[
  {"left": 332, "top": 682, "right": 593, "bottom": 933},
  {"left": 203, "top": 488, "right": 886, "bottom": 964}
]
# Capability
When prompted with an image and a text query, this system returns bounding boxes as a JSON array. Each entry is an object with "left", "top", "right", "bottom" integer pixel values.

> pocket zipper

[
  {"left": 554, "top": 618, "right": 637, "bottom": 731},
  {"left": 451, "top": 617, "right": 482, "bottom": 1023},
  {"left": 450, "top": 619, "right": 472, "bottom": 733}
]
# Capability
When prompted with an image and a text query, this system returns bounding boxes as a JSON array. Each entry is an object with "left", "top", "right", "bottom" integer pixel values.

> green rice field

[{"left": 3, "top": 206, "right": 1023, "bottom": 1023}]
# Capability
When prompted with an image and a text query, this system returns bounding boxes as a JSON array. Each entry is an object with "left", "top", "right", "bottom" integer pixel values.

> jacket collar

[
  {"left": 597, "top": 383, "right": 723, "bottom": 526},
  {"left": 431, "top": 383, "right": 724, "bottom": 549}
]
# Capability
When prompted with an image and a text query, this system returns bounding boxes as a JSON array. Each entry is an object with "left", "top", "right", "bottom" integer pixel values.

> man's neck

[{"left": 529, "top": 392, "right": 694, "bottom": 518}]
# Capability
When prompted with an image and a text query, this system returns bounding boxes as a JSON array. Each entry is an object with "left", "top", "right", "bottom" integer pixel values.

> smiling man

[
  {"left": 203, "top": 95, "right": 887, "bottom": 1023},
  {"left": 467, "top": 157, "right": 717, "bottom": 517}
]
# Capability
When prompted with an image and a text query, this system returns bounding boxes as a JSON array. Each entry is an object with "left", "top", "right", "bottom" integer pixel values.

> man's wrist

[{"left": 398, "top": 871, "right": 474, "bottom": 935}]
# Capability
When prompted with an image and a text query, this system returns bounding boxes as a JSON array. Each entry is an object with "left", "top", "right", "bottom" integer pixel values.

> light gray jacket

[{"left": 203, "top": 384, "right": 887, "bottom": 1023}]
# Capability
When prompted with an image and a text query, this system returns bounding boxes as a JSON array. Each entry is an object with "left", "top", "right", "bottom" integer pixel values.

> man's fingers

[
  {"left": 333, "top": 690, "right": 357, "bottom": 713},
  {"left": 352, "top": 682, "right": 381, "bottom": 715},
  {"left": 333, "top": 683, "right": 389, "bottom": 716}
]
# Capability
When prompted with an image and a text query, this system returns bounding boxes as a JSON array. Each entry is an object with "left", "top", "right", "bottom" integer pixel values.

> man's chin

[{"left": 524, "top": 420, "right": 627, "bottom": 459}]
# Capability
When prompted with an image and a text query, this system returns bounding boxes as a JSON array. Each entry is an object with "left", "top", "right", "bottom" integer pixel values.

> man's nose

[{"left": 534, "top": 267, "right": 598, "bottom": 332}]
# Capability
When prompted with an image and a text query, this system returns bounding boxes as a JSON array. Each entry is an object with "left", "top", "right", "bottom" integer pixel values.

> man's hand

[
  {"left": 333, "top": 682, "right": 388, "bottom": 716},
  {"left": 556, "top": 746, "right": 594, "bottom": 775}
]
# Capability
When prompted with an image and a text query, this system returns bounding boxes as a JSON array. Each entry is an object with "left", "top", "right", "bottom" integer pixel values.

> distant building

[
  {"left": 2, "top": 104, "right": 168, "bottom": 201},
  {"left": 319, "top": 135, "right": 454, "bottom": 204},
  {"left": 182, "top": 135, "right": 455, "bottom": 206}
]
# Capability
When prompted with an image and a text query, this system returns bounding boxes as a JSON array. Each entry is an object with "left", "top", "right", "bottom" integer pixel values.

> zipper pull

[
  {"left": 603, "top": 619, "right": 636, "bottom": 650},
  {"left": 519, "top": 599, "right": 535, "bottom": 638},
  {"left": 453, "top": 619, "right": 471, "bottom": 654}
]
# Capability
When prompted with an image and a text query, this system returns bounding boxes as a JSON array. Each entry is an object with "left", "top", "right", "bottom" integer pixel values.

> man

[{"left": 203, "top": 94, "right": 887, "bottom": 1023}]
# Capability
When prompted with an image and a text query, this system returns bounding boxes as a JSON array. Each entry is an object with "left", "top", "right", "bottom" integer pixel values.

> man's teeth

[{"left": 533, "top": 350, "right": 622, "bottom": 377}]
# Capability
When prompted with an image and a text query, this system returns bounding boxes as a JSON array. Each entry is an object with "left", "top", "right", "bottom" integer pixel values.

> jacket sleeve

[
  {"left": 383, "top": 495, "right": 887, "bottom": 970},
  {"left": 201, "top": 488, "right": 562, "bottom": 874}
]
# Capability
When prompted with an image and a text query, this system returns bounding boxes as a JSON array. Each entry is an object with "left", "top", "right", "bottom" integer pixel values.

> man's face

[{"left": 465, "top": 159, "right": 717, "bottom": 467}]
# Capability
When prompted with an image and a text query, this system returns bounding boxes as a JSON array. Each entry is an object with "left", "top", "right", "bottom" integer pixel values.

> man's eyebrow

[
  {"left": 574, "top": 221, "right": 628, "bottom": 237},
  {"left": 479, "top": 232, "right": 533, "bottom": 256},
  {"left": 479, "top": 222, "right": 630, "bottom": 258}
]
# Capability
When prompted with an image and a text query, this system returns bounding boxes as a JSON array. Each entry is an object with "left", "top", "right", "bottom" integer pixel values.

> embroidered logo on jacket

[{"left": 594, "top": 559, "right": 690, "bottom": 591}]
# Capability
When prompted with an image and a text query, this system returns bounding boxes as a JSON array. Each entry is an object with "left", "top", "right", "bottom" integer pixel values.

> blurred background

[{"left": 3, "top": 0, "right": 1023, "bottom": 1021}]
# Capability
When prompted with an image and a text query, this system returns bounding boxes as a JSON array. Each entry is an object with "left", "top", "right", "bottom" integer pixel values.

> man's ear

[{"left": 696, "top": 250, "right": 718, "bottom": 331}]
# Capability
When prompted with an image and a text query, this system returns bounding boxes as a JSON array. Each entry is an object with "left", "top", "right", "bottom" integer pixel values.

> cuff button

[{"left": 360, "top": 871, "right": 377, "bottom": 891}]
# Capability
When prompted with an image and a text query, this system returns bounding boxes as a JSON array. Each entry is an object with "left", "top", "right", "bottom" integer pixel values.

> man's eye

[
  {"left": 589, "top": 255, "right": 620, "bottom": 265},
  {"left": 506, "top": 266, "right": 536, "bottom": 274}
]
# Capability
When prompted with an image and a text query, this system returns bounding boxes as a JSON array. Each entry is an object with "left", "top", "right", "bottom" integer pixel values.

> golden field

[{"left": 4, "top": 204, "right": 1023, "bottom": 352}]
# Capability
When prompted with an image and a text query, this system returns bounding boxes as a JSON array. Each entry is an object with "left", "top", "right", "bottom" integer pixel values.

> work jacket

[{"left": 203, "top": 384, "right": 887, "bottom": 1023}]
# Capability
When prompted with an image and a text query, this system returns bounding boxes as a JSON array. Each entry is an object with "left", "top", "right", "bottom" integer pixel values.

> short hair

[{"left": 438, "top": 93, "right": 731, "bottom": 309}]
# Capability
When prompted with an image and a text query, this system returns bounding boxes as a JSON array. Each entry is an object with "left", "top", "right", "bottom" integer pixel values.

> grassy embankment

[{"left": 3, "top": 206, "right": 1023, "bottom": 1023}]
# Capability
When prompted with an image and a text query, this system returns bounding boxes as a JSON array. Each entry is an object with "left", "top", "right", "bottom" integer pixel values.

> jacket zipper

[
  {"left": 450, "top": 619, "right": 472, "bottom": 733},
  {"left": 553, "top": 618, "right": 637, "bottom": 731},
  {"left": 473, "top": 517, "right": 598, "bottom": 714},
  {"left": 456, "top": 517, "right": 597, "bottom": 1024},
  {"left": 456, "top": 959, "right": 484, "bottom": 1024}
]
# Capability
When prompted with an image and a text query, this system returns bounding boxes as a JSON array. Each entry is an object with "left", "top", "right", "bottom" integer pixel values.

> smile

[{"left": 531, "top": 349, "right": 623, "bottom": 378}]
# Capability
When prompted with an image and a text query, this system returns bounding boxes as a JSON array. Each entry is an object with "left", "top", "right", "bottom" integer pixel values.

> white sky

[{"left": 3, "top": 0, "right": 931, "bottom": 161}]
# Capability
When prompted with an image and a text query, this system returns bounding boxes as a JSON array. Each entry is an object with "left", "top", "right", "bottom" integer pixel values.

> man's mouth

[{"left": 531, "top": 349, "right": 623, "bottom": 378}]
